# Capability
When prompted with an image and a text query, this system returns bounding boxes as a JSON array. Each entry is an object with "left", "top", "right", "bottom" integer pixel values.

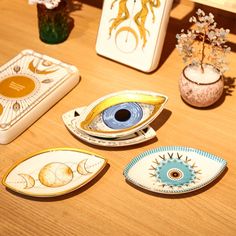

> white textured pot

[{"left": 179, "top": 64, "right": 224, "bottom": 108}]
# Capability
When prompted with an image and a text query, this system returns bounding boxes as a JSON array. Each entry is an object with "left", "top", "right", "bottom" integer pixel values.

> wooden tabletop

[{"left": 0, "top": 1, "right": 236, "bottom": 235}]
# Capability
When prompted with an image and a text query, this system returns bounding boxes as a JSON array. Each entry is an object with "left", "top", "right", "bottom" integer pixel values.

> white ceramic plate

[
  {"left": 2, "top": 148, "right": 107, "bottom": 197},
  {"left": 62, "top": 107, "right": 156, "bottom": 147},
  {"left": 124, "top": 146, "right": 227, "bottom": 194}
]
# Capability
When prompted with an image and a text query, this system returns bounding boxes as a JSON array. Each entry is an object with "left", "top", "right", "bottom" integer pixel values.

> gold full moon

[{"left": 38, "top": 162, "right": 73, "bottom": 188}]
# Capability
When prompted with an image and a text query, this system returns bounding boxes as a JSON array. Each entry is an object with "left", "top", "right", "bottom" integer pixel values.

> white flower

[{"left": 28, "top": 0, "right": 61, "bottom": 9}]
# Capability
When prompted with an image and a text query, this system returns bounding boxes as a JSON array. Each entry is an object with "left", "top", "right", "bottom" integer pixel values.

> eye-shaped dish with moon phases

[
  {"left": 123, "top": 146, "right": 227, "bottom": 194},
  {"left": 75, "top": 90, "right": 168, "bottom": 138},
  {"left": 2, "top": 148, "right": 107, "bottom": 197}
]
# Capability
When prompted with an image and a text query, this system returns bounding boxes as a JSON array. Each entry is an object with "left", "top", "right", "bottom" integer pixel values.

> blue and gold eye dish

[
  {"left": 123, "top": 146, "right": 227, "bottom": 194},
  {"left": 76, "top": 90, "right": 168, "bottom": 138},
  {"left": 62, "top": 106, "right": 157, "bottom": 147}
]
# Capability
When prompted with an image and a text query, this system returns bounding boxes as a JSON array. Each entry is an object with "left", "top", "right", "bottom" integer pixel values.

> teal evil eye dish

[{"left": 123, "top": 146, "right": 227, "bottom": 194}]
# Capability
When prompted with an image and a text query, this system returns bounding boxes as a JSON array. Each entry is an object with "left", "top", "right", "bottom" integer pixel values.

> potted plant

[{"left": 176, "top": 9, "right": 231, "bottom": 108}]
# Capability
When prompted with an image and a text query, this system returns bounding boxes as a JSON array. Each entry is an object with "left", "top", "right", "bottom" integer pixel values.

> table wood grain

[{"left": 0, "top": 1, "right": 236, "bottom": 235}]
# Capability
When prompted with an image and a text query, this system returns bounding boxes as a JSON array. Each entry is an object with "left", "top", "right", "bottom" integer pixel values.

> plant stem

[{"left": 200, "top": 30, "right": 206, "bottom": 73}]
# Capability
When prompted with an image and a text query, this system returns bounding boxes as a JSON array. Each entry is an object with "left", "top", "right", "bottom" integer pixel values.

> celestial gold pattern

[
  {"left": 109, "top": 0, "right": 129, "bottom": 36},
  {"left": 13, "top": 102, "right": 21, "bottom": 111},
  {"left": 109, "top": 0, "right": 161, "bottom": 48},
  {"left": 0, "top": 103, "right": 3, "bottom": 116},
  {"left": 41, "top": 79, "right": 53, "bottom": 84},
  {"left": 115, "top": 26, "right": 139, "bottom": 52},
  {"left": 77, "top": 159, "right": 91, "bottom": 175},
  {"left": 134, "top": 0, "right": 160, "bottom": 48},
  {"left": 42, "top": 60, "right": 53, "bottom": 67},
  {"left": 28, "top": 60, "right": 57, "bottom": 75},
  {"left": 0, "top": 76, "right": 36, "bottom": 98},
  {"left": 13, "top": 65, "right": 20, "bottom": 73},
  {"left": 38, "top": 162, "right": 73, "bottom": 188},
  {"left": 18, "top": 173, "right": 35, "bottom": 189}
]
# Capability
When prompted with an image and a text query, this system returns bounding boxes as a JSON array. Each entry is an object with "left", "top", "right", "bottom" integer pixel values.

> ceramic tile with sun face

[
  {"left": 96, "top": 0, "right": 173, "bottom": 72},
  {"left": 0, "top": 50, "right": 79, "bottom": 144},
  {"left": 62, "top": 106, "right": 156, "bottom": 147},
  {"left": 124, "top": 146, "right": 227, "bottom": 194},
  {"left": 2, "top": 148, "right": 107, "bottom": 197},
  {"left": 75, "top": 90, "right": 168, "bottom": 139}
]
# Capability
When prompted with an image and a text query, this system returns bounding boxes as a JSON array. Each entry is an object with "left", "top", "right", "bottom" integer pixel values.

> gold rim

[{"left": 2, "top": 147, "right": 107, "bottom": 197}]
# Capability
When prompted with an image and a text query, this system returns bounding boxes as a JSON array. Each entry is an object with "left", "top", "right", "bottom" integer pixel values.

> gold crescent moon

[
  {"left": 18, "top": 173, "right": 35, "bottom": 189},
  {"left": 115, "top": 26, "right": 139, "bottom": 53},
  {"left": 77, "top": 159, "right": 91, "bottom": 175},
  {"left": 28, "top": 60, "right": 57, "bottom": 75}
]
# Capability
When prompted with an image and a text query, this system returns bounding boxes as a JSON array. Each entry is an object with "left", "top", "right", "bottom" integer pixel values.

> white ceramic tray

[
  {"left": 0, "top": 50, "right": 80, "bottom": 144},
  {"left": 2, "top": 148, "right": 107, "bottom": 197},
  {"left": 124, "top": 146, "right": 227, "bottom": 194},
  {"left": 96, "top": 0, "right": 173, "bottom": 72}
]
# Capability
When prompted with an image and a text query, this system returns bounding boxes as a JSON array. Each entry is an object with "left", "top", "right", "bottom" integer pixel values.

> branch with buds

[{"left": 176, "top": 9, "right": 231, "bottom": 73}]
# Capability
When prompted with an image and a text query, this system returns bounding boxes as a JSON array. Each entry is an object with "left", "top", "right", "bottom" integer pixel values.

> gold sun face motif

[
  {"left": 0, "top": 50, "right": 72, "bottom": 131},
  {"left": 0, "top": 75, "right": 36, "bottom": 99}
]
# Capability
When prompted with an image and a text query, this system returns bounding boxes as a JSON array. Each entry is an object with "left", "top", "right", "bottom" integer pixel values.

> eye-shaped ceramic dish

[
  {"left": 2, "top": 148, "right": 107, "bottom": 197},
  {"left": 62, "top": 107, "right": 157, "bottom": 147},
  {"left": 124, "top": 146, "right": 227, "bottom": 194},
  {"left": 76, "top": 90, "right": 168, "bottom": 138}
]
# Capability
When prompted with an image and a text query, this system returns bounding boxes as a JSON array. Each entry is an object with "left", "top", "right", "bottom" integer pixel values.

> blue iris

[
  {"left": 157, "top": 159, "right": 195, "bottom": 186},
  {"left": 102, "top": 102, "right": 143, "bottom": 130}
]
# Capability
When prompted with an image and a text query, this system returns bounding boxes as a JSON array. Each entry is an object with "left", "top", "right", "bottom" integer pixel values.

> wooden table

[{"left": 0, "top": 1, "right": 236, "bottom": 235}]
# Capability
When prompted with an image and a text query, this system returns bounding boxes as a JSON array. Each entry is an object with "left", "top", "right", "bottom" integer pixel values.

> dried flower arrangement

[{"left": 176, "top": 9, "right": 231, "bottom": 74}]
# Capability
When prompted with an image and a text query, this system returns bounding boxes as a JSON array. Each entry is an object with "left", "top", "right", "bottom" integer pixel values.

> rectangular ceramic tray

[
  {"left": 0, "top": 49, "right": 80, "bottom": 144},
  {"left": 96, "top": 0, "right": 173, "bottom": 72}
]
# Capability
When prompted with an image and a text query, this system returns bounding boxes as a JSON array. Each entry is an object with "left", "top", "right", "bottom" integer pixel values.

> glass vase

[{"left": 37, "top": 0, "right": 69, "bottom": 44}]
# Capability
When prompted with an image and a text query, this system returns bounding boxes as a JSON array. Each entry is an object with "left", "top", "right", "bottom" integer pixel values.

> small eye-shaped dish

[
  {"left": 2, "top": 148, "right": 107, "bottom": 197},
  {"left": 76, "top": 90, "right": 168, "bottom": 138},
  {"left": 124, "top": 146, "right": 227, "bottom": 194},
  {"left": 62, "top": 106, "right": 157, "bottom": 147}
]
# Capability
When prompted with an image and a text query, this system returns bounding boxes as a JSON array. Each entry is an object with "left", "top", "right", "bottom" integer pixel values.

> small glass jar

[
  {"left": 179, "top": 64, "right": 224, "bottom": 108},
  {"left": 37, "top": 0, "right": 69, "bottom": 44}
]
